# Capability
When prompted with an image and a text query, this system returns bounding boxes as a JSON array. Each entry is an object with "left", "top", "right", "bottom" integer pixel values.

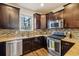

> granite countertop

[
  {"left": 0, "top": 33, "right": 49, "bottom": 42},
  {"left": 62, "top": 37, "right": 79, "bottom": 56},
  {"left": 0, "top": 31, "right": 79, "bottom": 56}
]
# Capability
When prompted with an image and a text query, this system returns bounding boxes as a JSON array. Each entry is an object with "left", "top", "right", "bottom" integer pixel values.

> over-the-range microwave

[{"left": 48, "top": 20, "right": 63, "bottom": 29}]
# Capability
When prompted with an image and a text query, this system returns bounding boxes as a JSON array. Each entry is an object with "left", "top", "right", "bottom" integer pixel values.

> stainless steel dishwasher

[{"left": 6, "top": 39, "right": 22, "bottom": 56}]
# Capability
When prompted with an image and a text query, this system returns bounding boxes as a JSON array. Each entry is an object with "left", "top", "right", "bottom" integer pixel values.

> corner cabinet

[
  {"left": 22, "top": 36, "right": 47, "bottom": 55},
  {"left": 0, "top": 3, "right": 19, "bottom": 29},
  {"left": 46, "top": 12, "right": 55, "bottom": 20}
]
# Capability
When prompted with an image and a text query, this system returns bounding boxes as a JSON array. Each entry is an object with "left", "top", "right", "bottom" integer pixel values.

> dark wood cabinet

[
  {"left": 0, "top": 3, "right": 19, "bottom": 29},
  {"left": 0, "top": 42, "right": 6, "bottom": 56},
  {"left": 61, "top": 40, "right": 74, "bottom": 56},
  {"left": 46, "top": 14, "right": 49, "bottom": 28},
  {"left": 46, "top": 12, "right": 55, "bottom": 28},
  {"left": 39, "top": 36, "right": 47, "bottom": 49},
  {"left": 31, "top": 37, "right": 41, "bottom": 50},
  {"left": 0, "top": 4, "right": 9, "bottom": 28},
  {"left": 22, "top": 39, "right": 32, "bottom": 54},
  {"left": 33, "top": 36, "right": 47, "bottom": 49},
  {"left": 22, "top": 36, "right": 47, "bottom": 55},
  {"left": 40, "top": 15, "right": 46, "bottom": 29},
  {"left": 64, "top": 3, "right": 79, "bottom": 28},
  {"left": 46, "top": 12, "right": 55, "bottom": 20},
  {"left": 9, "top": 7, "right": 19, "bottom": 29},
  {"left": 34, "top": 12, "right": 56, "bottom": 29},
  {"left": 54, "top": 10, "right": 64, "bottom": 19},
  {"left": 33, "top": 13, "right": 41, "bottom": 29}
]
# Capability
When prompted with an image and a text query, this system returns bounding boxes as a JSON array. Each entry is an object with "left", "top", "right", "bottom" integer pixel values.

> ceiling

[{"left": 16, "top": 3, "right": 66, "bottom": 14}]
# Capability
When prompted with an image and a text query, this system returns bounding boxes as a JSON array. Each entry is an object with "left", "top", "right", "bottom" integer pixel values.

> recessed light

[{"left": 40, "top": 3, "right": 44, "bottom": 7}]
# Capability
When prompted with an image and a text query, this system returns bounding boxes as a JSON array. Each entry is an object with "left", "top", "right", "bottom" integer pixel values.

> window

[{"left": 20, "top": 15, "right": 33, "bottom": 31}]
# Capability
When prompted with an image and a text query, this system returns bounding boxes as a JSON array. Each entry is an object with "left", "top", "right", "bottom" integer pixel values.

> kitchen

[{"left": 0, "top": 3, "right": 79, "bottom": 56}]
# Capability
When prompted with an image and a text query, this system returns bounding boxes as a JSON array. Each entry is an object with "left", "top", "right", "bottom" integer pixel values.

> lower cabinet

[
  {"left": 22, "top": 38, "right": 32, "bottom": 54},
  {"left": 0, "top": 36, "right": 47, "bottom": 56},
  {"left": 22, "top": 36, "right": 47, "bottom": 55},
  {"left": 31, "top": 37, "right": 41, "bottom": 50},
  {"left": 0, "top": 42, "right": 6, "bottom": 56},
  {"left": 61, "top": 40, "right": 74, "bottom": 56},
  {"left": 40, "top": 36, "right": 47, "bottom": 49}
]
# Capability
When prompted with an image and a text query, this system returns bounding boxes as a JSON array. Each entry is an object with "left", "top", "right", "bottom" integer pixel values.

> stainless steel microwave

[{"left": 48, "top": 20, "right": 63, "bottom": 29}]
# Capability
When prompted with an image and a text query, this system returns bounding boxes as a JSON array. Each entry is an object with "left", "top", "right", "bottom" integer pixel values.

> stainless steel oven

[
  {"left": 47, "top": 37, "right": 61, "bottom": 56},
  {"left": 47, "top": 31, "right": 66, "bottom": 56}
]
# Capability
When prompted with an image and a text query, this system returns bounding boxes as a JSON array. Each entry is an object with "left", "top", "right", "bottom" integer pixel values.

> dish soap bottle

[
  {"left": 69, "top": 32, "right": 72, "bottom": 38},
  {"left": 68, "top": 31, "right": 72, "bottom": 38}
]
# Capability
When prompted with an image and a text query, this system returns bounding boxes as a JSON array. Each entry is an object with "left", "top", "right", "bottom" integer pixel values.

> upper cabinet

[
  {"left": 9, "top": 7, "right": 19, "bottom": 29},
  {"left": 46, "top": 12, "right": 55, "bottom": 20},
  {"left": 33, "top": 13, "right": 46, "bottom": 29},
  {"left": 54, "top": 10, "right": 64, "bottom": 19},
  {"left": 34, "top": 4, "right": 79, "bottom": 29},
  {"left": 33, "top": 13, "right": 41, "bottom": 29},
  {"left": 53, "top": 3, "right": 79, "bottom": 28},
  {"left": 46, "top": 12, "right": 55, "bottom": 28},
  {"left": 0, "top": 3, "right": 20, "bottom": 29},
  {"left": 40, "top": 15, "right": 46, "bottom": 29},
  {"left": 64, "top": 3, "right": 79, "bottom": 28}
]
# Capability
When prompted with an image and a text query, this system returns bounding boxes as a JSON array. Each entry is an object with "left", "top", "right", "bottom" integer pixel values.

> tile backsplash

[{"left": 0, "top": 29, "right": 79, "bottom": 39}]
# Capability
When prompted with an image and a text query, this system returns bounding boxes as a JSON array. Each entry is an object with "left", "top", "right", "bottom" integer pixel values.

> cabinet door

[
  {"left": 46, "top": 14, "right": 49, "bottom": 28},
  {"left": 64, "top": 4, "right": 74, "bottom": 28},
  {"left": 36, "top": 15, "right": 41, "bottom": 29},
  {"left": 61, "top": 40, "right": 74, "bottom": 56},
  {"left": 46, "top": 12, "right": 55, "bottom": 28},
  {"left": 34, "top": 13, "right": 41, "bottom": 29},
  {"left": 31, "top": 37, "right": 41, "bottom": 50},
  {"left": 0, "top": 4, "right": 9, "bottom": 29},
  {"left": 23, "top": 39, "right": 32, "bottom": 54},
  {"left": 40, "top": 36, "right": 47, "bottom": 49},
  {"left": 40, "top": 15, "right": 46, "bottom": 29},
  {"left": 47, "top": 12, "right": 55, "bottom": 20},
  {"left": 0, "top": 4, "right": 19, "bottom": 29},
  {"left": 54, "top": 10, "right": 64, "bottom": 19},
  {"left": 0, "top": 42, "right": 6, "bottom": 56},
  {"left": 9, "top": 7, "right": 19, "bottom": 29},
  {"left": 64, "top": 4, "right": 79, "bottom": 28}
]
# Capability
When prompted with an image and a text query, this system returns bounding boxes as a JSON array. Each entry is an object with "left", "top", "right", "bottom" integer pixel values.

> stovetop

[
  {"left": 48, "top": 35, "right": 65, "bottom": 40},
  {"left": 48, "top": 32, "right": 66, "bottom": 40}
]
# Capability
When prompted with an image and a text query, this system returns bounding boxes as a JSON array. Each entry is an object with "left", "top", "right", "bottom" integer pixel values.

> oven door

[{"left": 47, "top": 37, "right": 61, "bottom": 56}]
